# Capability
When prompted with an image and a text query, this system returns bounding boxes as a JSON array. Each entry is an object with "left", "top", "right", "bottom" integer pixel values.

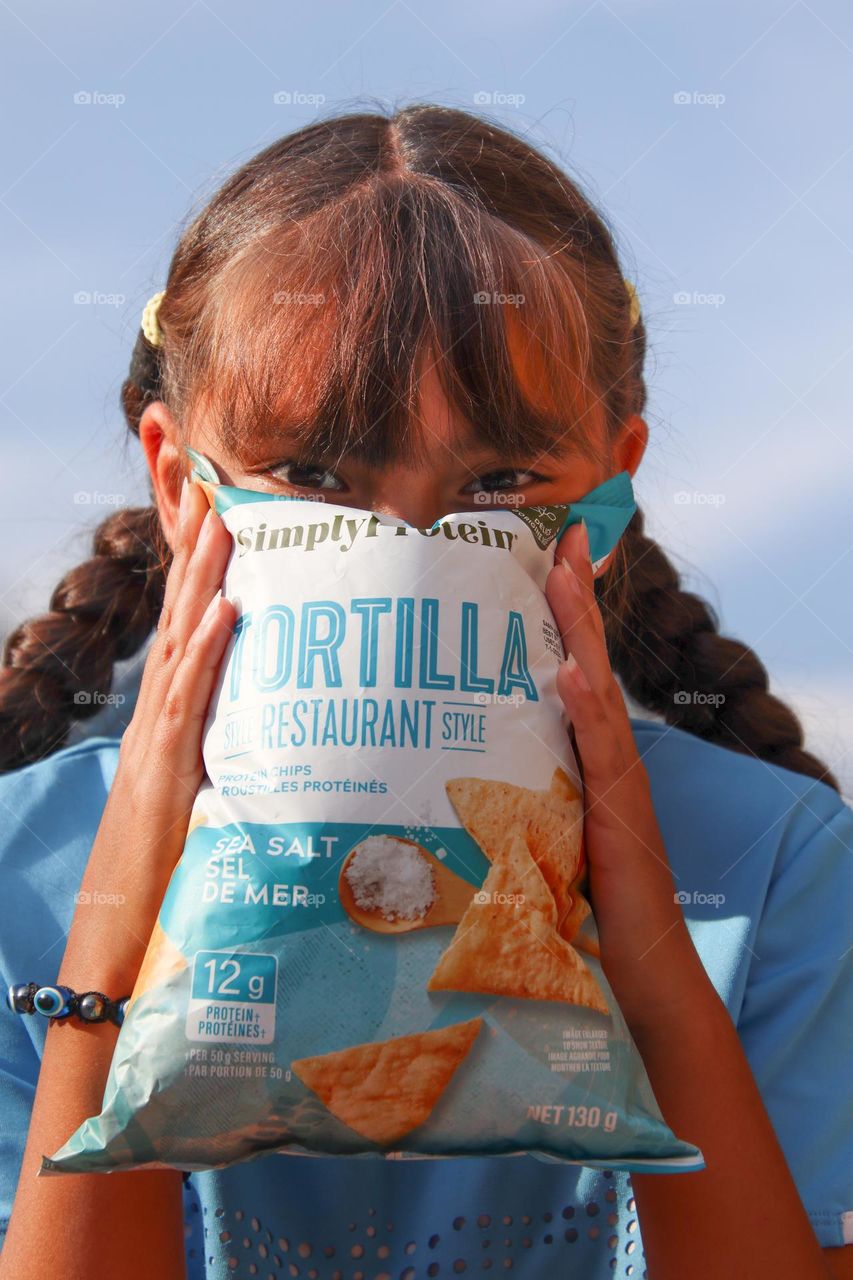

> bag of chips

[{"left": 42, "top": 456, "right": 704, "bottom": 1177}]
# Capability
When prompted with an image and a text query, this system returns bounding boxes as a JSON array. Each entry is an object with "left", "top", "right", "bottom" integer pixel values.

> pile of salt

[{"left": 345, "top": 836, "right": 437, "bottom": 921}]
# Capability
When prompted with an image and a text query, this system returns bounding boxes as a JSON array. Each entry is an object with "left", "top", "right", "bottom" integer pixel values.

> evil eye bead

[
  {"left": 32, "top": 985, "right": 74, "bottom": 1019},
  {"left": 6, "top": 983, "right": 37, "bottom": 1014},
  {"left": 77, "top": 992, "right": 107, "bottom": 1022}
]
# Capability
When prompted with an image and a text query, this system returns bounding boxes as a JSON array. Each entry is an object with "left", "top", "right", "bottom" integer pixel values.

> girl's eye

[
  {"left": 463, "top": 469, "right": 548, "bottom": 495},
  {"left": 267, "top": 461, "right": 346, "bottom": 492}
]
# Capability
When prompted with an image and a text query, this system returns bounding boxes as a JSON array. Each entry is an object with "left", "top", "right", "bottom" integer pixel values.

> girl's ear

[
  {"left": 138, "top": 402, "right": 186, "bottom": 550},
  {"left": 617, "top": 414, "right": 648, "bottom": 474}
]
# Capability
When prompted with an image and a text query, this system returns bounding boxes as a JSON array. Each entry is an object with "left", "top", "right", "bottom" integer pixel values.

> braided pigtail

[
  {"left": 0, "top": 508, "right": 168, "bottom": 772},
  {"left": 606, "top": 508, "right": 841, "bottom": 794}
]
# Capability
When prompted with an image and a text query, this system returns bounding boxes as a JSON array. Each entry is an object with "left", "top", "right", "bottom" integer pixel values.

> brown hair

[{"left": 0, "top": 104, "right": 840, "bottom": 791}]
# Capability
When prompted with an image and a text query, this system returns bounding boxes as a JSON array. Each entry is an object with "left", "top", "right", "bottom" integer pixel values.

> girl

[{"left": 0, "top": 104, "right": 850, "bottom": 1280}]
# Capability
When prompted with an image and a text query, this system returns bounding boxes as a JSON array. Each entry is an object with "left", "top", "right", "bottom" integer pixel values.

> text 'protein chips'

[{"left": 42, "top": 460, "right": 704, "bottom": 1178}]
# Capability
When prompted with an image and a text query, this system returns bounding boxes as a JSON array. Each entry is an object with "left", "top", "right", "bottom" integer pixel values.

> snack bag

[{"left": 42, "top": 458, "right": 704, "bottom": 1177}]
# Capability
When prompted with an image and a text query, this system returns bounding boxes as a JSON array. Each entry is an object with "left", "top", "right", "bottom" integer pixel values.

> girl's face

[{"left": 141, "top": 363, "right": 647, "bottom": 573}]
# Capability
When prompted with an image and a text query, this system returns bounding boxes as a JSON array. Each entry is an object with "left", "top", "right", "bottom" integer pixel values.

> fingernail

[
  {"left": 560, "top": 556, "right": 584, "bottom": 597},
  {"left": 565, "top": 652, "right": 591, "bottom": 691},
  {"left": 201, "top": 589, "right": 223, "bottom": 627},
  {"left": 178, "top": 476, "right": 191, "bottom": 531},
  {"left": 197, "top": 507, "right": 216, "bottom": 548},
  {"left": 578, "top": 517, "right": 590, "bottom": 563}
]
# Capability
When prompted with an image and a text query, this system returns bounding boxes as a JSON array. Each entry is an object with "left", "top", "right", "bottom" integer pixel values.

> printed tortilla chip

[
  {"left": 126, "top": 919, "right": 188, "bottom": 1014},
  {"left": 564, "top": 891, "right": 598, "bottom": 956},
  {"left": 291, "top": 1017, "right": 483, "bottom": 1145},
  {"left": 445, "top": 767, "right": 584, "bottom": 940},
  {"left": 560, "top": 828, "right": 600, "bottom": 957},
  {"left": 547, "top": 765, "right": 583, "bottom": 807},
  {"left": 428, "top": 832, "right": 609, "bottom": 1016},
  {"left": 545, "top": 770, "right": 598, "bottom": 953}
]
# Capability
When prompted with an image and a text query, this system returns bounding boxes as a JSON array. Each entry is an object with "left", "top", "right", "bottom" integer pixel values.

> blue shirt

[{"left": 0, "top": 719, "right": 851, "bottom": 1279}]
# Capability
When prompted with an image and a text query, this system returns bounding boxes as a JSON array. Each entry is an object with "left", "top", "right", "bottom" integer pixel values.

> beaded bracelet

[{"left": 6, "top": 982, "right": 129, "bottom": 1027}]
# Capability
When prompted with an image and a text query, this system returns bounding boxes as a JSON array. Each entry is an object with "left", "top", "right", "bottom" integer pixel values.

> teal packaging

[{"left": 41, "top": 458, "right": 703, "bottom": 1178}]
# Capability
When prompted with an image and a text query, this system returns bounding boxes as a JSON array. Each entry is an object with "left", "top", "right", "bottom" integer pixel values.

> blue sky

[{"left": 1, "top": 0, "right": 851, "bottom": 792}]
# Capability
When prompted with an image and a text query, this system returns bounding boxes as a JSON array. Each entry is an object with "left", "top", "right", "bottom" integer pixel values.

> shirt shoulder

[
  {"left": 627, "top": 714, "right": 848, "bottom": 888},
  {"left": 0, "top": 736, "right": 122, "bottom": 988},
  {"left": 627, "top": 716, "right": 850, "bottom": 1001}
]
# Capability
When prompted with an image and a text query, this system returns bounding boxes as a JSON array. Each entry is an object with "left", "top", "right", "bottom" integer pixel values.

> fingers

[
  {"left": 110, "top": 476, "right": 237, "bottom": 879},
  {"left": 546, "top": 521, "right": 613, "bottom": 696},
  {"left": 154, "top": 589, "right": 236, "bottom": 783},
  {"left": 132, "top": 478, "right": 208, "bottom": 726},
  {"left": 545, "top": 521, "right": 638, "bottom": 799},
  {"left": 125, "top": 478, "right": 233, "bottom": 749}
]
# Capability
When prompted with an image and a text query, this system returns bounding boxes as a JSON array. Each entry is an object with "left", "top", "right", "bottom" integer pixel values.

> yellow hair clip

[
  {"left": 623, "top": 279, "right": 641, "bottom": 329},
  {"left": 141, "top": 289, "right": 166, "bottom": 348}
]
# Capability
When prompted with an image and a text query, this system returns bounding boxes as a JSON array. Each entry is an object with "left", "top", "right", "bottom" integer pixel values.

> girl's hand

[
  {"left": 545, "top": 519, "right": 710, "bottom": 1036},
  {"left": 62, "top": 476, "right": 236, "bottom": 986}
]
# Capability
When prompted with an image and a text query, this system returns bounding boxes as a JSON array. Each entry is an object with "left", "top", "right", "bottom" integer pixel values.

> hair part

[{"left": 0, "top": 103, "right": 840, "bottom": 792}]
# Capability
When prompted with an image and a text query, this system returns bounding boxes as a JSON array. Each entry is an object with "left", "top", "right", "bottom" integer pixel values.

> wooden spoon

[{"left": 338, "top": 837, "right": 477, "bottom": 935}]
